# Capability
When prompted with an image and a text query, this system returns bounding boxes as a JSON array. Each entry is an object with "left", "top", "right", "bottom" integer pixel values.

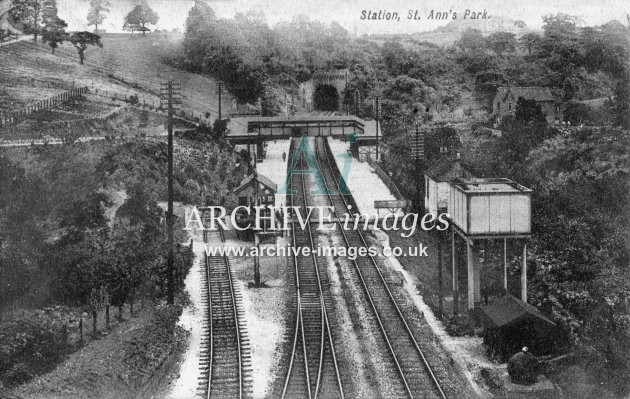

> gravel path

[
  {"left": 164, "top": 238, "right": 206, "bottom": 399},
  {"left": 226, "top": 233, "right": 291, "bottom": 399}
]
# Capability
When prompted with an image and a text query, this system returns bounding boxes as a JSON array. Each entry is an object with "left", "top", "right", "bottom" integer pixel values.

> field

[{"left": 0, "top": 33, "right": 230, "bottom": 121}]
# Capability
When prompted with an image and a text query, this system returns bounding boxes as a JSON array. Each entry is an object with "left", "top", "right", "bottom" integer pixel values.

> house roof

[
  {"left": 497, "top": 87, "right": 555, "bottom": 103},
  {"left": 425, "top": 158, "right": 473, "bottom": 182},
  {"left": 481, "top": 294, "right": 555, "bottom": 329},
  {"left": 233, "top": 173, "right": 278, "bottom": 195}
]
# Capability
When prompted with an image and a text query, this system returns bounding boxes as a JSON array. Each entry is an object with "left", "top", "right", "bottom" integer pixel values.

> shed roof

[
  {"left": 450, "top": 177, "right": 532, "bottom": 194},
  {"left": 481, "top": 294, "right": 555, "bottom": 329},
  {"left": 497, "top": 87, "right": 555, "bottom": 103},
  {"left": 233, "top": 173, "right": 277, "bottom": 195}
]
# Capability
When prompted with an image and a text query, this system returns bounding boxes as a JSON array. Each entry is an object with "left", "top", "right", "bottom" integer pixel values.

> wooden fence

[
  {"left": 89, "top": 86, "right": 211, "bottom": 128},
  {"left": 0, "top": 85, "right": 208, "bottom": 140},
  {"left": 0, "top": 87, "right": 89, "bottom": 127},
  {"left": 366, "top": 156, "right": 405, "bottom": 201},
  {"left": 0, "top": 30, "right": 19, "bottom": 43}
]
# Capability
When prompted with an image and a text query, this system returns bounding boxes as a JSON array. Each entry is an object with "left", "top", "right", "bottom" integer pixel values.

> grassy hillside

[{"left": 0, "top": 33, "right": 230, "bottom": 120}]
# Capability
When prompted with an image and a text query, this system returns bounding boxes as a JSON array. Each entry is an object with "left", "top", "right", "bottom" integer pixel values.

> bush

[
  {"left": 127, "top": 94, "right": 139, "bottom": 105},
  {"left": 473, "top": 127, "right": 494, "bottom": 138},
  {"left": 0, "top": 307, "right": 75, "bottom": 388},
  {"left": 3, "top": 363, "right": 33, "bottom": 387},
  {"left": 124, "top": 304, "right": 183, "bottom": 377}
]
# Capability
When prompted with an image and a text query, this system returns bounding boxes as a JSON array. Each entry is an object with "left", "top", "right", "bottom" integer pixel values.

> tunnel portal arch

[{"left": 311, "top": 69, "right": 348, "bottom": 111}]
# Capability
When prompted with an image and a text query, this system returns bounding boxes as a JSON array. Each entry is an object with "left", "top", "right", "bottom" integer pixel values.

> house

[
  {"left": 424, "top": 158, "right": 473, "bottom": 215},
  {"left": 493, "top": 87, "right": 563, "bottom": 125}
]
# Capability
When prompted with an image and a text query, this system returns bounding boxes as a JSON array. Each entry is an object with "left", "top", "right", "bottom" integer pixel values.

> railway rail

[
  {"left": 199, "top": 227, "right": 252, "bottom": 399},
  {"left": 314, "top": 137, "right": 447, "bottom": 399},
  {"left": 281, "top": 138, "right": 345, "bottom": 399}
]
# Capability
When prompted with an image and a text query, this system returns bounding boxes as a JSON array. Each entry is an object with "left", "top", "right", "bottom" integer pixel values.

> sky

[{"left": 56, "top": 0, "right": 629, "bottom": 35}]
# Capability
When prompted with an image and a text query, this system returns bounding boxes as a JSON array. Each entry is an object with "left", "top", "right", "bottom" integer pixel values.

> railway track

[
  {"left": 199, "top": 227, "right": 252, "bottom": 399},
  {"left": 314, "top": 137, "right": 447, "bottom": 399},
  {"left": 280, "top": 138, "right": 345, "bottom": 399}
]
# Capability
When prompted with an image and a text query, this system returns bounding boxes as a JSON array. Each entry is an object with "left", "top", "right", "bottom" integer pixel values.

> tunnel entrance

[{"left": 313, "top": 84, "right": 340, "bottom": 111}]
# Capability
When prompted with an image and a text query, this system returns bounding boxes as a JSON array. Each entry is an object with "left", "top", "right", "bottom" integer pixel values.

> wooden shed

[
  {"left": 448, "top": 178, "right": 531, "bottom": 237},
  {"left": 424, "top": 159, "right": 472, "bottom": 215},
  {"left": 481, "top": 294, "right": 557, "bottom": 361},
  {"left": 232, "top": 172, "right": 278, "bottom": 238},
  {"left": 233, "top": 172, "right": 277, "bottom": 208}
]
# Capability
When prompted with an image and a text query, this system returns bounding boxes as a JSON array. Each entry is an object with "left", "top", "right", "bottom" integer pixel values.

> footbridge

[
  {"left": 226, "top": 115, "right": 379, "bottom": 143},
  {"left": 226, "top": 114, "right": 380, "bottom": 158}
]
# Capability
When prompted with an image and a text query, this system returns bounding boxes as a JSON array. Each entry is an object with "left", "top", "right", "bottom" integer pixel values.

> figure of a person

[{"left": 507, "top": 347, "right": 540, "bottom": 385}]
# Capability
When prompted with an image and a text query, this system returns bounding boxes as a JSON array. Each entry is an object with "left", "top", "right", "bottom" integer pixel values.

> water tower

[{"left": 448, "top": 178, "right": 532, "bottom": 313}]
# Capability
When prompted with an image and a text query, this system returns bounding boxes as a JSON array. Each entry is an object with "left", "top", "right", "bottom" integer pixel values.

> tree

[
  {"left": 519, "top": 33, "right": 541, "bottom": 56},
  {"left": 425, "top": 125, "right": 461, "bottom": 162},
  {"left": 456, "top": 28, "right": 486, "bottom": 53},
  {"left": 41, "top": 0, "right": 67, "bottom": 54},
  {"left": 526, "top": 128, "right": 630, "bottom": 389},
  {"left": 106, "top": 219, "right": 146, "bottom": 320},
  {"left": 486, "top": 32, "right": 516, "bottom": 56},
  {"left": 10, "top": 0, "right": 44, "bottom": 42},
  {"left": 69, "top": 31, "right": 103, "bottom": 64},
  {"left": 123, "top": 22, "right": 140, "bottom": 34},
  {"left": 260, "top": 80, "right": 282, "bottom": 116},
  {"left": 0, "top": 156, "right": 47, "bottom": 313},
  {"left": 108, "top": 188, "right": 164, "bottom": 317},
  {"left": 42, "top": 26, "right": 66, "bottom": 54},
  {"left": 563, "top": 101, "right": 594, "bottom": 125},
  {"left": 87, "top": 0, "right": 111, "bottom": 33},
  {"left": 514, "top": 97, "right": 547, "bottom": 124},
  {"left": 60, "top": 193, "right": 111, "bottom": 232},
  {"left": 49, "top": 189, "right": 110, "bottom": 308},
  {"left": 613, "top": 71, "right": 630, "bottom": 128},
  {"left": 115, "top": 185, "right": 163, "bottom": 238},
  {"left": 542, "top": 13, "right": 578, "bottom": 37},
  {"left": 474, "top": 70, "right": 507, "bottom": 107},
  {"left": 124, "top": 2, "right": 159, "bottom": 36}
]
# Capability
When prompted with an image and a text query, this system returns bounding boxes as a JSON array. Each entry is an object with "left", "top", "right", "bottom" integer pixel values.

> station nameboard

[{"left": 374, "top": 200, "right": 408, "bottom": 209}]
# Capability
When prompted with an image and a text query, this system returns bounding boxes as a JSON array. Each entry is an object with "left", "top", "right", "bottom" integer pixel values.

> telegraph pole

[
  {"left": 412, "top": 124, "right": 443, "bottom": 312},
  {"left": 437, "top": 229, "right": 444, "bottom": 314},
  {"left": 216, "top": 81, "right": 224, "bottom": 122},
  {"left": 253, "top": 152, "right": 261, "bottom": 287},
  {"left": 160, "top": 79, "right": 182, "bottom": 305},
  {"left": 411, "top": 125, "right": 425, "bottom": 213},
  {"left": 353, "top": 90, "right": 360, "bottom": 116},
  {"left": 373, "top": 96, "right": 381, "bottom": 161}
]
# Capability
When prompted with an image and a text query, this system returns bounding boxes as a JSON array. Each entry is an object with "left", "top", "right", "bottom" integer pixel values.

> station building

[{"left": 232, "top": 172, "right": 278, "bottom": 236}]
